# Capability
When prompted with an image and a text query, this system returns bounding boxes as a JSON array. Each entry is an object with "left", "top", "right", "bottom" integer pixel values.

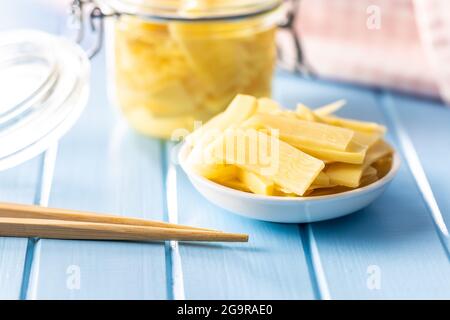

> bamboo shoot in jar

[{"left": 109, "top": 0, "right": 280, "bottom": 138}]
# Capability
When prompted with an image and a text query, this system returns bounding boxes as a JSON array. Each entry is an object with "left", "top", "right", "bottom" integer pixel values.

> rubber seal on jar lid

[{"left": 0, "top": 30, "right": 90, "bottom": 171}]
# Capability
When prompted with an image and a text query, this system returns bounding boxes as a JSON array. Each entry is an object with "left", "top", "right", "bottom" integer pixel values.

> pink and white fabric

[{"left": 288, "top": 0, "right": 450, "bottom": 104}]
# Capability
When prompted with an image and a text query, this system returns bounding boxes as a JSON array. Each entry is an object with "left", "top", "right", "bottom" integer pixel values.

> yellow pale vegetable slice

[
  {"left": 238, "top": 169, "right": 275, "bottom": 195},
  {"left": 363, "top": 166, "right": 377, "bottom": 177},
  {"left": 247, "top": 113, "right": 354, "bottom": 151},
  {"left": 203, "top": 164, "right": 239, "bottom": 182},
  {"left": 365, "top": 140, "right": 393, "bottom": 165},
  {"left": 188, "top": 94, "right": 257, "bottom": 145},
  {"left": 257, "top": 97, "right": 281, "bottom": 113},
  {"left": 313, "top": 100, "right": 347, "bottom": 116},
  {"left": 325, "top": 140, "right": 393, "bottom": 188},
  {"left": 296, "top": 103, "right": 321, "bottom": 122},
  {"left": 273, "top": 187, "right": 298, "bottom": 197},
  {"left": 352, "top": 131, "right": 382, "bottom": 148},
  {"left": 296, "top": 103, "right": 385, "bottom": 141},
  {"left": 307, "top": 173, "right": 336, "bottom": 191},
  {"left": 186, "top": 95, "right": 257, "bottom": 176},
  {"left": 359, "top": 174, "right": 379, "bottom": 187},
  {"left": 314, "top": 172, "right": 330, "bottom": 186},
  {"left": 290, "top": 141, "right": 367, "bottom": 164},
  {"left": 325, "top": 163, "right": 376, "bottom": 189},
  {"left": 220, "top": 179, "right": 251, "bottom": 192},
  {"left": 321, "top": 115, "right": 386, "bottom": 134},
  {"left": 307, "top": 184, "right": 338, "bottom": 191},
  {"left": 209, "top": 129, "right": 324, "bottom": 196},
  {"left": 296, "top": 103, "right": 380, "bottom": 149},
  {"left": 295, "top": 99, "right": 385, "bottom": 134},
  {"left": 372, "top": 155, "right": 393, "bottom": 178},
  {"left": 325, "top": 162, "right": 365, "bottom": 188},
  {"left": 286, "top": 106, "right": 368, "bottom": 164},
  {"left": 169, "top": 26, "right": 240, "bottom": 89}
]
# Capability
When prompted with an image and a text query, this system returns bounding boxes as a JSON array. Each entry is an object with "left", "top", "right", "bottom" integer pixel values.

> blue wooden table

[{"left": 1, "top": 1, "right": 450, "bottom": 300}]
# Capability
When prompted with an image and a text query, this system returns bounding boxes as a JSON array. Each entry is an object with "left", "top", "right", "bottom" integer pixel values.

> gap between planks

[
  {"left": 378, "top": 92, "right": 450, "bottom": 259},
  {"left": 161, "top": 141, "right": 186, "bottom": 300},
  {"left": 20, "top": 143, "right": 58, "bottom": 299},
  {"left": 298, "top": 224, "right": 331, "bottom": 300}
]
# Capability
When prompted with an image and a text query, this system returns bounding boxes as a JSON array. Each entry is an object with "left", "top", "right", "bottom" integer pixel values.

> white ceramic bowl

[{"left": 178, "top": 142, "right": 401, "bottom": 223}]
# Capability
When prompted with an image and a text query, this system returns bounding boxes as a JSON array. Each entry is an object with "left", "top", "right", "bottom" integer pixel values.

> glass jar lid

[
  {"left": 97, "top": 0, "right": 282, "bottom": 21},
  {"left": 0, "top": 30, "right": 90, "bottom": 171}
]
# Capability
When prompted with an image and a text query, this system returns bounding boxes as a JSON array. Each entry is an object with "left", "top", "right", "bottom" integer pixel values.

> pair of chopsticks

[{"left": 0, "top": 202, "right": 248, "bottom": 242}]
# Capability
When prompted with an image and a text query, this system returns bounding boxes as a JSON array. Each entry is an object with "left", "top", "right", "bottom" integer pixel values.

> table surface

[{"left": 1, "top": 1, "right": 450, "bottom": 300}]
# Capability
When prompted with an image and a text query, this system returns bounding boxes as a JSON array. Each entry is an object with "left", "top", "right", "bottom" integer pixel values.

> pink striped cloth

[{"left": 281, "top": 0, "right": 450, "bottom": 104}]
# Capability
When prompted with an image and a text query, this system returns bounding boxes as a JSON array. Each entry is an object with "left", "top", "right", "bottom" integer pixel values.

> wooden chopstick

[
  {"left": 0, "top": 202, "right": 248, "bottom": 242},
  {"left": 0, "top": 202, "right": 214, "bottom": 232},
  {"left": 0, "top": 217, "right": 248, "bottom": 242}
]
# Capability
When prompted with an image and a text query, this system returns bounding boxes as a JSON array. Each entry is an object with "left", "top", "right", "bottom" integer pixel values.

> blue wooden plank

[
  {"left": 273, "top": 72, "right": 450, "bottom": 299},
  {"left": 0, "top": 160, "right": 40, "bottom": 299},
  {"left": 26, "top": 55, "right": 168, "bottom": 299},
  {"left": 382, "top": 94, "right": 450, "bottom": 232},
  {"left": 173, "top": 161, "right": 317, "bottom": 299}
]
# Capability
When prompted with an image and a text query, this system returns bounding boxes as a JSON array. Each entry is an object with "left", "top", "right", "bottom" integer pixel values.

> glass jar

[
  {"left": 95, "top": 0, "right": 282, "bottom": 139},
  {"left": 0, "top": 30, "right": 90, "bottom": 171}
]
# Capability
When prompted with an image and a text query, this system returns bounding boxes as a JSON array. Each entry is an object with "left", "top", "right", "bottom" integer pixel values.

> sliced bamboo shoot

[
  {"left": 238, "top": 169, "right": 275, "bottom": 195},
  {"left": 296, "top": 103, "right": 320, "bottom": 122},
  {"left": 362, "top": 166, "right": 377, "bottom": 178},
  {"left": 204, "top": 164, "right": 238, "bottom": 181},
  {"left": 321, "top": 115, "right": 386, "bottom": 134},
  {"left": 325, "top": 163, "right": 364, "bottom": 188},
  {"left": 220, "top": 179, "right": 251, "bottom": 192},
  {"left": 313, "top": 100, "right": 347, "bottom": 116},
  {"left": 257, "top": 97, "right": 281, "bottom": 113},
  {"left": 290, "top": 141, "right": 367, "bottom": 164},
  {"left": 359, "top": 174, "right": 379, "bottom": 187},
  {"left": 352, "top": 131, "right": 382, "bottom": 148},
  {"left": 209, "top": 129, "right": 324, "bottom": 196},
  {"left": 365, "top": 140, "right": 393, "bottom": 165},
  {"left": 248, "top": 113, "right": 354, "bottom": 151},
  {"left": 187, "top": 94, "right": 257, "bottom": 145},
  {"left": 325, "top": 140, "right": 392, "bottom": 188},
  {"left": 314, "top": 172, "right": 331, "bottom": 186},
  {"left": 186, "top": 94, "right": 257, "bottom": 177},
  {"left": 295, "top": 103, "right": 382, "bottom": 149},
  {"left": 372, "top": 155, "right": 393, "bottom": 178}
]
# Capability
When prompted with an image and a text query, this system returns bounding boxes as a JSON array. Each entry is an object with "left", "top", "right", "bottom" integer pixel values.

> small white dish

[{"left": 178, "top": 142, "right": 401, "bottom": 223}]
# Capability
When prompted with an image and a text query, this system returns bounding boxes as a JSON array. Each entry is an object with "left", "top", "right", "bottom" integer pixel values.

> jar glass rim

[{"left": 96, "top": 0, "right": 282, "bottom": 21}]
